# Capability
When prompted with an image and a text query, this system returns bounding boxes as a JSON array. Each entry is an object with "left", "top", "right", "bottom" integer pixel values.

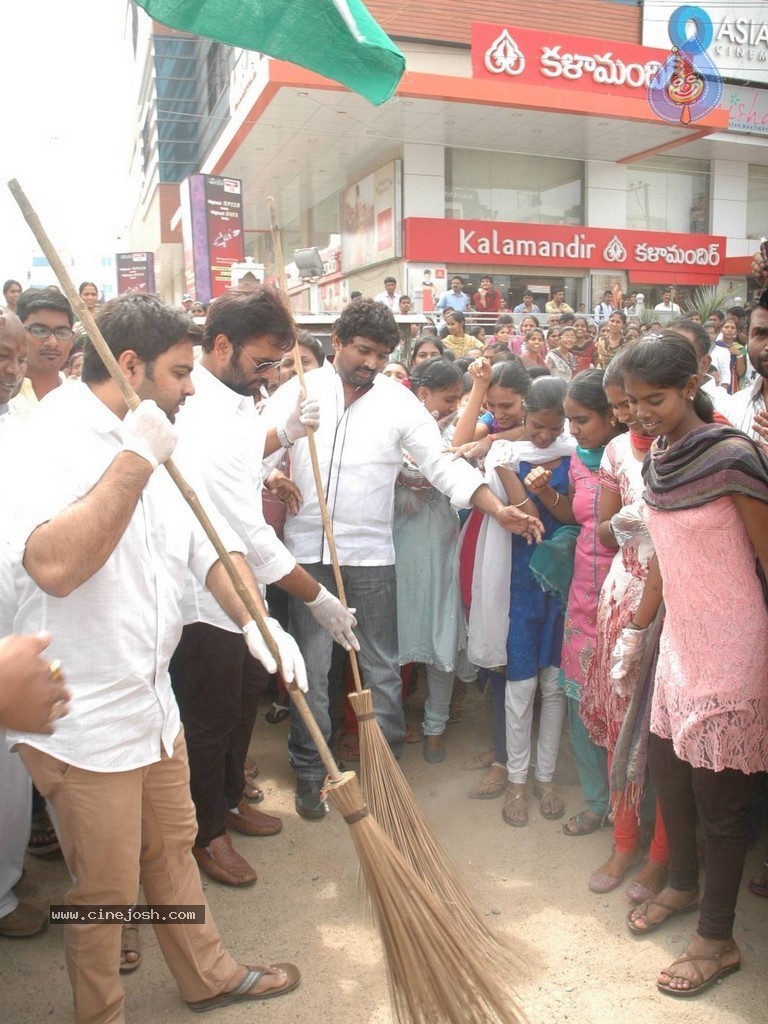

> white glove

[
  {"left": 242, "top": 618, "right": 308, "bottom": 692},
  {"left": 284, "top": 388, "right": 320, "bottom": 442},
  {"left": 610, "top": 500, "right": 647, "bottom": 548},
  {"left": 120, "top": 401, "right": 177, "bottom": 470},
  {"left": 306, "top": 586, "right": 359, "bottom": 651},
  {"left": 609, "top": 625, "right": 649, "bottom": 698}
]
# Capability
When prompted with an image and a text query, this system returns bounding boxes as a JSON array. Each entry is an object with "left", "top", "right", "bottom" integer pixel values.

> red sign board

[
  {"left": 471, "top": 22, "right": 669, "bottom": 98},
  {"left": 405, "top": 218, "right": 726, "bottom": 283},
  {"left": 205, "top": 176, "right": 245, "bottom": 298}
]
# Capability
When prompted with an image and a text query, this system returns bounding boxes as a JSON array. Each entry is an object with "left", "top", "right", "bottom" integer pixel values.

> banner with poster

[
  {"left": 406, "top": 264, "right": 447, "bottom": 313},
  {"left": 180, "top": 174, "right": 245, "bottom": 302},
  {"left": 340, "top": 160, "right": 402, "bottom": 273},
  {"left": 116, "top": 252, "right": 155, "bottom": 294}
]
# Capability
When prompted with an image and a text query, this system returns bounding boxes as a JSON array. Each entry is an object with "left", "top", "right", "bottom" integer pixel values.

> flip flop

[
  {"left": 657, "top": 952, "right": 740, "bottom": 998},
  {"left": 562, "top": 810, "right": 608, "bottom": 837},
  {"left": 748, "top": 861, "right": 768, "bottom": 898},
  {"left": 461, "top": 751, "right": 495, "bottom": 771},
  {"left": 188, "top": 963, "right": 300, "bottom": 1012},
  {"left": 468, "top": 763, "right": 507, "bottom": 800},
  {"left": 627, "top": 892, "right": 699, "bottom": 935},
  {"left": 119, "top": 924, "right": 141, "bottom": 973}
]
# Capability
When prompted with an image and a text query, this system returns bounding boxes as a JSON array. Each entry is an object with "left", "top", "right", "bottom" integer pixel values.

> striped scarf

[{"left": 644, "top": 424, "right": 768, "bottom": 510}]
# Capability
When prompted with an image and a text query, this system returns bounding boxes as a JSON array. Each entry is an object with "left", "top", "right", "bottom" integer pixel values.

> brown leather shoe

[
  {"left": 0, "top": 901, "right": 46, "bottom": 937},
  {"left": 192, "top": 835, "right": 258, "bottom": 886},
  {"left": 226, "top": 799, "right": 282, "bottom": 837}
]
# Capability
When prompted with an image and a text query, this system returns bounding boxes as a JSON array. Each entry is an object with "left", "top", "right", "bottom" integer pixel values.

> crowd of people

[{"left": 0, "top": 264, "right": 767, "bottom": 1020}]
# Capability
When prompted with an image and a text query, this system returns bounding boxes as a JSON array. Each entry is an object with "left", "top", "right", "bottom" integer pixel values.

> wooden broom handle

[
  {"left": 7, "top": 178, "right": 342, "bottom": 781},
  {"left": 267, "top": 196, "right": 364, "bottom": 692}
]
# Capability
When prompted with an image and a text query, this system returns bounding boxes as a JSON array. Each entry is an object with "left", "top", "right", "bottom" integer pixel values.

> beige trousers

[{"left": 20, "top": 729, "right": 240, "bottom": 1024}]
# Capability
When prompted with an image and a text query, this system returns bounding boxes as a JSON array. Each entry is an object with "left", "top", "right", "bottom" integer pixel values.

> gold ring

[
  {"left": 49, "top": 659, "right": 63, "bottom": 682},
  {"left": 47, "top": 699, "right": 67, "bottom": 722}
]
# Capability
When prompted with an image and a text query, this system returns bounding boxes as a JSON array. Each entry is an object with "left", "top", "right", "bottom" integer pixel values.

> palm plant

[{"left": 682, "top": 285, "right": 732, "bottom": 322}]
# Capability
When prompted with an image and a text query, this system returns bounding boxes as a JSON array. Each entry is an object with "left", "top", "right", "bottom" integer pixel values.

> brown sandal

[
  {"left": 532, "top": 782, "right": 565, "bottom": 820},
  {"left": 502, "top": 783, "right": 528, "bottom": 827},
  {"left": 461, "top": 750, "right": 495, "bottom": 771},
  {"left": 468, "top": 763, "right": 506, "bottom": 800},
  {"left": 119, "top": 924, "right": 141, "bottom": 973}
]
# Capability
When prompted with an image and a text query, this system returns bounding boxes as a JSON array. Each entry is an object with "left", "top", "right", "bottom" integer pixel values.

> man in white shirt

[
  {"left": 730, "top": 302, "right": 768, "bottom": 438},
  {"left": 4, "top": 294, "right": 303, "bottom": 1021},
  {"left": 373, "top": 276, "right": 400, "bottom": 310},
  {"left": 263, "top": 298, "right": 542, "bottom": 818},
  {"left": 593, "top": 289, "right": 614, "bottom": 323},
  {"left": 172, "top": 286, "right": 356, "bottom": 885},
  {"left": 653, "top": 289, "right": 681, "bottom": 315},
  {"left": 11, "top": 288, "right": 74, "bottom": 420},
  {"left": 0, "top": 311, "right": 24, "bottom": 445},
  {"left": 672, "top": 318, "right": 734, "bottom": 421}
]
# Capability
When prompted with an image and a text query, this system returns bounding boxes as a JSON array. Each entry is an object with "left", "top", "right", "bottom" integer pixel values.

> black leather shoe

[{"left": 295, "top": 778, "right": 328, "bottom": 820}]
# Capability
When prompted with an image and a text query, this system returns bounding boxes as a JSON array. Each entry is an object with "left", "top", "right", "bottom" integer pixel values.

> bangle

[
  {"left": 543, "top": 492, "right": 561, "bottom": 510},
  {"left": 512, "top": 496, "right": 531, "bottom": 508},
  {"left": 276, "top": 424, "right": 294, "bottom": 449}
]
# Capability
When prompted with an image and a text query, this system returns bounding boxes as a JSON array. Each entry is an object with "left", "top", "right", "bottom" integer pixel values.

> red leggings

[{"left": 608, "top": 750, "right": 670, "bottom": 864}]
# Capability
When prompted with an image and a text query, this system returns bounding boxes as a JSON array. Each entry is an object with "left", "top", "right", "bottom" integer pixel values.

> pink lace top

[{"left": 648, "top": 497, "right": 768, "bottom": 773}]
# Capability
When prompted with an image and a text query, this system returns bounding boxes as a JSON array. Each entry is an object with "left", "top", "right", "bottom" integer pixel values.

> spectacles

[
  {"left": 25, "top": 323, "right": 76, "bottom": 343},
  {"left": 239, "top": 349, "right": 284, "bottom": 374}
]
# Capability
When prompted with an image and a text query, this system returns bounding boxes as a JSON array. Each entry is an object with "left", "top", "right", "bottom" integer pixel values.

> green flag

[{"left": 136, "top": 0, "right": 405, "bottom": 106}]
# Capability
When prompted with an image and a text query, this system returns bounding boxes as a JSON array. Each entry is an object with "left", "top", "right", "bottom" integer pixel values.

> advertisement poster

[
  {"left": 116, "top": 252, "right": 156, "bottom": 294},
  {"left": 405, "top": 264, "right": 446, "bottom": 312},
  {"left": 205, "top": 176, "right": 245, "bottom": 297},
  {"left": 340, "top": 160, "right": 402, "bottom": 273}
]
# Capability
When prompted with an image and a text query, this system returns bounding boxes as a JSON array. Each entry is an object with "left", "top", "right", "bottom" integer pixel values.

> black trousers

[
  {"left": 169, "top": 622, "right": 262, "bottom": 847},
  {"left": 649, "top": 733, "right": 758, "bottom": 940}
]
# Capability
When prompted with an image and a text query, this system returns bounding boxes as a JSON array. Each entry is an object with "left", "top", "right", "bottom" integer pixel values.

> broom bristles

[
  {"left": 348, "top": 689, "right": 518, "bottom": 969},
  {"left": 326, "top": 772, "right": 528, "bottom": 1024}
]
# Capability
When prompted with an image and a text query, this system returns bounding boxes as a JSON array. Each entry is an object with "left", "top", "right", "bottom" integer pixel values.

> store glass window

[
  {"left": 747, "top": 166, "right": 768, "bottom": 240},
  {"left": 626, "top": 156, "right": 709, "bottom": 234},
  {"left": 445, "top": 150, "right": 583, "bottom": 225}
]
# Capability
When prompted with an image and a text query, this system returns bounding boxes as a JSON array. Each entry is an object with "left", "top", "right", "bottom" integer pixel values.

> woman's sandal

[
  {"left": 27, "top": 809, "right": 60, "bottom": 857},
  {"left": 468, "top": 763, "right": 507, "bottom": 800},
  {"left": 461, "top": 750, "right": 495, "bottom": 772},
  {"left": 119, "top": 924, "right": 141, "bottom": 973},
  {"left": 532, "top": 782, "right": 565, "bottom": 820},
  {"left": 562, "top": 809, "right": 607, "bottom": 837},
  {"left": 502, "top": 784, "right": 528, "bottom": 827},
  {"left": 627, "top": 891, "right": 699, "bottom": 935},
  {"left": 657, "top": 951, "right": 740, "bottom": 998},
  {"left": 748, "top": 859, "right": 768, "bottom": 898}
]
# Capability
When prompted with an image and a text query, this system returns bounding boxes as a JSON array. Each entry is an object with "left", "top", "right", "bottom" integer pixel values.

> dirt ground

[{"left": 1, "top": 680, "right": 766, "bottom": 1024}]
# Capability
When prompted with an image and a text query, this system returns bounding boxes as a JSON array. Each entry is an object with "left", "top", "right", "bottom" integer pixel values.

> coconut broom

[
  {"left": 267, "top": 199, "right": 516, "bottom": 967},
  {"left": 9, "top": 176, "right": 527, "bottom": 1023}
]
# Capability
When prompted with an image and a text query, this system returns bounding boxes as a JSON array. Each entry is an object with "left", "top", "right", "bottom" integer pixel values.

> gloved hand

[
  {"left": 284, "top": 387, "right": 320, "bottom": 442},
  {"left": 306, "top": 586, "right": 359, "bottom": 651},
  {"left": 242, "top": 618, "right": 308, "bottom": 691},
  {"left": 610, "top": 500, "right": 648, "bottom": 548},
  {"left": 609, "top": 625, "right": 649, "bottom": 697},
  {"left": 120, "top": 401, "right": 177, "bottom": 470}
]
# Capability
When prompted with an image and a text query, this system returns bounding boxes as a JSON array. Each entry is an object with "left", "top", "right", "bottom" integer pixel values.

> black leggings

[{"left": 648, "top": 733, "right": 758, "bottom": 940}]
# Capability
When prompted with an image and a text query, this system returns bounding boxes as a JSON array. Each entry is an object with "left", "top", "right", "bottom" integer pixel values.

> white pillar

[
  {"left": 584, "top": 160, "right": 627, "bottom": 228},
  {"left": 402, "top": 143, "right": 445, "bottom": 218}
]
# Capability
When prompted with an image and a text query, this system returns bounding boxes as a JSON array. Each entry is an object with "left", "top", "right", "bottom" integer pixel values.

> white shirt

[
  {"left": 3, "top": 383, "right": 244, "bottom": 771},
  {"left": 374, "top": 291, "right": 400, "bottom": 310},
  {"left": 653, "top": 301, "right": 681, "bottom": 313},
  {"left": 0, "top": 402, "right": 21, "bottom": 447},
  {"left": 709, "top": 343, "right": 732, "bottom": 390},
  {"left": 700, "top": 375, "right": 735, "bottom": 421},
  {"left": 174, "top": 364, "right": 296, "bottom": 632},
  {"left": 262, "top": 368, "right": 484, "bottom": 566},
  {"left": 729, "top": 376, "right": 766, "bottom": 439}
]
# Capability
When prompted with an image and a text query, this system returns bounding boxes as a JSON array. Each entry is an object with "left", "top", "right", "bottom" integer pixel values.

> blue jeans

[{"left": 288, "top": 564, "right": 405, "bottom": 780}]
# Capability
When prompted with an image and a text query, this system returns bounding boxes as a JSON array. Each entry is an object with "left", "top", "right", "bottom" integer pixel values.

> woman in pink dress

[
  {"left": 579, "top": 354, "right": 669, "bottom": 898},
  {"left": 621, "top": 333, "right": 768, "bottom": 998}
]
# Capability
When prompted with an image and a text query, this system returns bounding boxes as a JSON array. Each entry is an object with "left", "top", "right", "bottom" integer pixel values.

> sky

[{"left": 0, "top": 1, "right": 135, "bottom": 284}]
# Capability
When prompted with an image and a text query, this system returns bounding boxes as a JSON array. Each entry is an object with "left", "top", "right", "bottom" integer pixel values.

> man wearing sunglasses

[
  {"left": 11, "top": 288, "right": 75, "bottom": 420},
  {"left": 171, "top": 286, "right": 357, "bottom": 886}
]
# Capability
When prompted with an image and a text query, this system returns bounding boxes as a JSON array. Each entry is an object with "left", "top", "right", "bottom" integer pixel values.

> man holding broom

[
  {"left": 3, "top": 294, "right": 303, "bottom": 1021},
  {"left": 263, "top": 297, "right": 543, "bottom": 818},
  {"left": 171, "top": 284, "right": 358, "bottom": 886}
]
